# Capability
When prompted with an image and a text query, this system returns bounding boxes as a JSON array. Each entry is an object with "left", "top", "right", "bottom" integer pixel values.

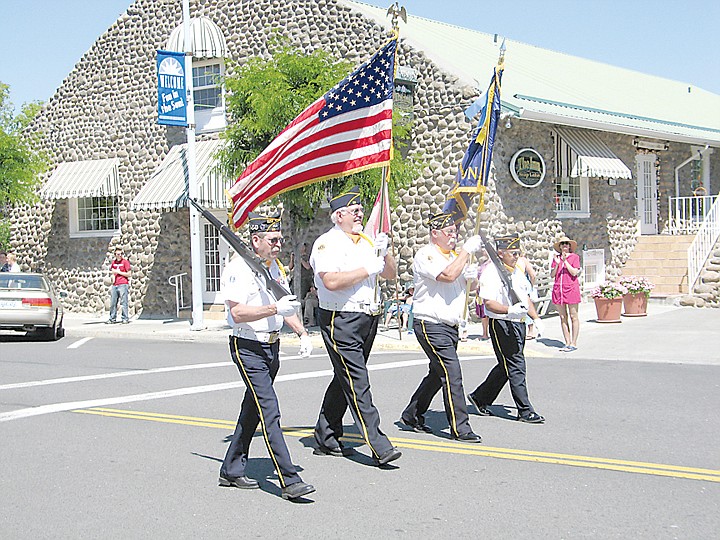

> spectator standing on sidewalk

[
  {"left": 551, "top": 236, "right": 581, "bottom": 352},
  {"left": 106, "top": 248, "right": 131, "bottom": 324}
]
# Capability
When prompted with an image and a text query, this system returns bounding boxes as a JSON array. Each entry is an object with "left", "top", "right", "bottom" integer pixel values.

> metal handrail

[
  {"left": 667, "top": 195, "right": 714, "bottom": 235},
  {"left": 688, "top": 194, "right": 720, "bottom": 293},
  {"left": 168, "top": 272, "right": 191, "bottom": 318}
]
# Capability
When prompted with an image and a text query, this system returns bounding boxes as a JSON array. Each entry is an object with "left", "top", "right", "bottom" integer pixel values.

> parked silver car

[{"left": 0, "top": 273, "right": 65, "bottom": 340}]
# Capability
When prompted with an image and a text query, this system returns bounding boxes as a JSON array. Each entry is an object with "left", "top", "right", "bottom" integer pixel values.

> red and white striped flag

[
  {"left": 363, "top": 181, "right": 391, "bottom": 238},
  {"left": 229, "top": 37, "right": 398, "bottom": 227}
]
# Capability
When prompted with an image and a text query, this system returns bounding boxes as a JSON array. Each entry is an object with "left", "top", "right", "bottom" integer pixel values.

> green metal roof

[{"left": 345, "top": 1, "right": 720, "bottom": 146}]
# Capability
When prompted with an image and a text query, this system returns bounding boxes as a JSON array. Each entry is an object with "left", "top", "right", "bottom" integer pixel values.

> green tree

[
  {"left": 219, "top": 39, "right": 423, "bottom": 223},
  {"left": 0, "top": 82, "right": 46, "bottom": 249}
]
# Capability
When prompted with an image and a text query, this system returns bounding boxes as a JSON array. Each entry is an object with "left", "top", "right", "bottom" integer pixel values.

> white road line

[
  {"left": 67, "top": 337, "right": 94, "bottom": 349},
  {"left": 0, "top": 355, "right": 493, "bottom": 423}
]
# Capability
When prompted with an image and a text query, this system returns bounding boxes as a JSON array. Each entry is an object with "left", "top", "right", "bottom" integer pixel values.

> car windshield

[{"left": 0, "top": 275, "right": 46, "bottom": 290}]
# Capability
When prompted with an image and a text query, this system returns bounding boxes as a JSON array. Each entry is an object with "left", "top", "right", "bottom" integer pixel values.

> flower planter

[
  {"left": 594, "top": 297, "right": 623, "bottom": 323},
  {"left": 622, "top": 292, "right": 648, "bottom": 317}
]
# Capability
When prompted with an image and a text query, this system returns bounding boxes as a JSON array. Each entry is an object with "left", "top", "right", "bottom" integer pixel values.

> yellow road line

[{"left": 73, "top": 407, "right": 720, "bottom": 483}]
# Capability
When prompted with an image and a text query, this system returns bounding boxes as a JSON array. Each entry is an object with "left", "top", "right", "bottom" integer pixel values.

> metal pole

[{"left": 183, "top": 0, "right": 204, "bottom": 330}]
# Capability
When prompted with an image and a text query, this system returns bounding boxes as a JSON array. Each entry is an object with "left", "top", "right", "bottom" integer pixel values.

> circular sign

[{"left": 510, "top": 148, "right": 546, "bottom": 188}]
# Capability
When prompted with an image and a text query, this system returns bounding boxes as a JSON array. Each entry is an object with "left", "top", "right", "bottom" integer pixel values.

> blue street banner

[{"left": 157, "top": 50, "right": 187, "bottom": 126}]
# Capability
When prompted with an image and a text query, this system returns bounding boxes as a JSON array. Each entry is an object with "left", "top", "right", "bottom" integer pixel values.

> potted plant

[
  {"left": 618, "top": 276, "right": 654, "bottom": 317},
  {"left": 590, "top": 282, "right": 628, "bottom": 323}
]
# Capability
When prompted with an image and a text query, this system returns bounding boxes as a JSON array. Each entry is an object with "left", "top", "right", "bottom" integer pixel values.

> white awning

[
  {"left": 554, "top": 126, "right": 632, "bottom": 179},
  {"left": 130, "top": 139, "right": 231, "bottom": 211},
  {"left": 40, "top": 159, "right": 120, "bottom": 200}
]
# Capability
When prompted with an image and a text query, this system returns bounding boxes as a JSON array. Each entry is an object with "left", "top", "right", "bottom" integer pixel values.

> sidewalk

[{"left": 61, "top": 300, "right": 719, "bottom": 365}]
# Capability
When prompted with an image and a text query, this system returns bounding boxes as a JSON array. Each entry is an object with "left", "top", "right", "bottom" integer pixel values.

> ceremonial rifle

[
  {"left": 477, "top": 230, "right": 525, "bottom": 307},
  {"left": 188, "top": 198, "right": 291, "bottom": 301}
]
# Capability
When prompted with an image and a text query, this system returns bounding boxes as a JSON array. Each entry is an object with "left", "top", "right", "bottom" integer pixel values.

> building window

[
  {"left": 554, "top": 176, "right": 590, "bottom": 218},
  {"left": 69, "top": 197, "right": 120, "bottom": 237},
  {"left": 193, "top": 59, "right": 226, "bottom": 133}
]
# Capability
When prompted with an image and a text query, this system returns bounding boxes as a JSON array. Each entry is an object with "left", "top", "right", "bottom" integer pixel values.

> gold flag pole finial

[{"left": 386, "top": 2, "right": 407, "bottom": 33}]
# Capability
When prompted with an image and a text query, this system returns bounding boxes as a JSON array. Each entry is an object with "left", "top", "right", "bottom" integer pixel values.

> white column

[{"left": 183, "top": 0, "right": 204, "bottom": 330}]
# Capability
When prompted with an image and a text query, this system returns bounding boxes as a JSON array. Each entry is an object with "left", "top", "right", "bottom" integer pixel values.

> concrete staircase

[{"left": 620, "top": 235, "right": 693, "bottom": 296}]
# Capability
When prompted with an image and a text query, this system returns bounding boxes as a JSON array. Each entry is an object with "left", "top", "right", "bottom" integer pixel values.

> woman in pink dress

[{"left": 551, "top": 236, "right": 581, "bottom": 352}]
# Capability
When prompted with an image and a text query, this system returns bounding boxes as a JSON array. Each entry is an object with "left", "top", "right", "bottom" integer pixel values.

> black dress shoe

[
  {"left": 282, "top": 481, "right": 315, "bottom": 500},
  {"left": 375, "top": 447, "right": 402, "bottom": 466},
  {"left": 518, "top": 412, "right": 545, "bottom": 424},
  {"left": 467, "top": 394, "right": 493, "bottom": 416},
  {"left": 454, "top": 432, "right": 482, "bottom": 443},
  {"left": 313, "top": 444, "right": 346, "bottom": 457},
  {"left": 218, "top": 475, "right": 259, "bottom": 489},
  {"left": 399, "top": 416, "right": 432, "bottom": 433}
]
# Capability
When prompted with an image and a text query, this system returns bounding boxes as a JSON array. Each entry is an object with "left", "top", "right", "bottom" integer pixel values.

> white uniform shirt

[
  {"left": 478, "top": 263, "right": 530, "bottom": 322},
  {"left": 412, "top": 244, "right": 468, "bottom": 326},
  {"left": 310, "top": 226, "right": 377, "bottom": 309},
  {"left": 221, "top": 255, "right": 285, "bottom": 332}
]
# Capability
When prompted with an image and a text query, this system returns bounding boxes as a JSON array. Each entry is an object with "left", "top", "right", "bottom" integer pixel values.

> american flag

[{"left": 229, "top": 37, "right": 398, "bottom": 227}]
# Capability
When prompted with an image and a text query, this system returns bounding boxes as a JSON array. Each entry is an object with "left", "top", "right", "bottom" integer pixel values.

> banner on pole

[{"left": 157, "top": 50, "right": 188, "bottom": 126}]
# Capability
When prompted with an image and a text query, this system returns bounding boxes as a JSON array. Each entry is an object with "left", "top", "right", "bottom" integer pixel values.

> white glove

[
  {"left": 275, "top": 295, "right": 300, "bottom": 317},
  {"left": 532, "top": 317, "right": 544, "bottom": 337},
  {"left": 299, "top": 334, "right": 313, "bottom": 357},
  {"left": 374, "top": 233, "right": 389, "bottom": 257},
  {"left": 463, "top": 263, "right": 479, "bottom": 281},
  {"left": 363, "top": 256, "right": 385, "bottom": 277},
  {"left": 507, "top": 302, "right": 528, "bottom": 319},
  {"left": 462, "top": 235, "right": 483, "bottom": 254}
]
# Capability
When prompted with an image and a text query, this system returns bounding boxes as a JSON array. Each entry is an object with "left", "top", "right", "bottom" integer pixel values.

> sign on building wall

[
  {"left": 157, "top": 50, "right": 188, "bottom": 126},
  {"left": 510, "top": 148, "right": 545, "bottom": 188}
]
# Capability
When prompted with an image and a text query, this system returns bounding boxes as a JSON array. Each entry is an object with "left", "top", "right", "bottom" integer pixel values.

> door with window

[
  {"left": 636, "top": 154, "right": 658, "bottom": 234},
  {"left": 202, "top": 212, "right": 230, "bottom": 304}
]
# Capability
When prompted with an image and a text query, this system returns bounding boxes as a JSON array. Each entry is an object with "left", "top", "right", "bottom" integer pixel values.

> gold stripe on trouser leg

[
  {"left": 231, "top": 339, "right": 287, "bottom": 488},
  {"left": 420, "top": 320, "right": 459, "bottom": 437},
  {"left": 490, "top": 318, "right": 510, "bottom": 377},
  {"left": 329, "top": 312, "right": 379, "bottom": 458}
]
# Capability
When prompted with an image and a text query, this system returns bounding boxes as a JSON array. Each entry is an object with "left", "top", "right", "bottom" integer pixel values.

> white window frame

[
  {"left": 68, "top": 196, "right": 121, "bottom": 238},
  {"left": 193, "top": 58, "right": 226, "bottom": 134},
  {"left": 554, "top": 176, "right": 590, "bottom": 219}
]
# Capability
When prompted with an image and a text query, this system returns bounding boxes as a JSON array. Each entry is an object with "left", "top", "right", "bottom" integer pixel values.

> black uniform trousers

[
  {"left": 469, "top": 318, "right": 535, "bottom": 418},
  {"left": 402, "top": 319, "right": 473, "bottom": 438},
  {"left": 314, "top": 308, "right": 393, "bottom": 459},
  {"left": 220, "top": 336, "right": 301, "bottom": 488}
]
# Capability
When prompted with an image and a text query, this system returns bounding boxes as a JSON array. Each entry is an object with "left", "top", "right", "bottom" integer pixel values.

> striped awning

[
  {"left": 40, "top": 158, "right": 119, "bottom": 200},
  {"left": 166, "top": 16, "right": 227, "bottom": 59},
  {"left": 554, "top": 126, "right": 632, "bottom": 179},
  {"left": 130, "top": 139, "right": 232, "bottom": 211}
]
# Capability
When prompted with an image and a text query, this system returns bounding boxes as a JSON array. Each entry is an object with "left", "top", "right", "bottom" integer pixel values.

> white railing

[
  {"left": 667, "top": 195, "right": 714, "bottom": 235},
  {"left": 688, "top": 195, "right": 720, "bottom": 292},
  {"left": 168, "top": 272, "right": 191, "bottom": 318}
]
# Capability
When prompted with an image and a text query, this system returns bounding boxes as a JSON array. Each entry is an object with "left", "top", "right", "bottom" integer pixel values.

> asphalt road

[{"left": 1, "top": 334, "right": 719, "bottom": 539}]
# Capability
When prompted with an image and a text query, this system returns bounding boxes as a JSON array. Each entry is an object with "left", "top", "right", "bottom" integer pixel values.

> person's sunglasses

[{"left": 265, "top": 237, "right": 285, "bottom": 246}]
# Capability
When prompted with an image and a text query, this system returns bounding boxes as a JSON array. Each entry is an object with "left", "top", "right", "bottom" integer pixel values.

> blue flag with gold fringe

[{"left": 443, "top": 60, "right": 503, "bottom": 223}]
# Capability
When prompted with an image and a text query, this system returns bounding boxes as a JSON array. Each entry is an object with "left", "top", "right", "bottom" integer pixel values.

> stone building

[{"left": 10, "top": 0, "right": 720, "bottom": 318}]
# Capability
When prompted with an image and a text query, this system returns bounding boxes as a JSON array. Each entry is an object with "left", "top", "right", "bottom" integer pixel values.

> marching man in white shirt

[
  {"left": 400, "top": 211, "right": 484, "bottom": 442},
  {"left": 309, "top": 186, "right": 402, "bottom": 466},
  {"left": 219, "top": 213, "right": 315, "bottom": 500}
]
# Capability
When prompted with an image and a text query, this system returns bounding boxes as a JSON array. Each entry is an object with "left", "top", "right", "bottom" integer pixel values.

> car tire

[{"left": 36, "top": 326, "right": 56, "bottom": 341}]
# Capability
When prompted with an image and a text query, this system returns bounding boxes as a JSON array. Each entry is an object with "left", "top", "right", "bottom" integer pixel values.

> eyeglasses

[
  {"left": 560, "top": 242, "right": 570, "bottom": 247},
  {"left": 340, "top": 206, "right": 364, "bottom": 216},
  {"left": 439, "top": 227, "right": 457, "bottom": 236},
  {"left": 506, "top": 250, "right": 521, "bottom": 258},
  {"left": 265, "top": 236, "right": 285, "bottom": 246}
]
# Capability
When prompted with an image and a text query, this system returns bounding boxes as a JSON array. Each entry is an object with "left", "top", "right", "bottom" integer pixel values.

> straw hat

[{"left": 553, "top": 236, "right": 577, "bottom": 253}]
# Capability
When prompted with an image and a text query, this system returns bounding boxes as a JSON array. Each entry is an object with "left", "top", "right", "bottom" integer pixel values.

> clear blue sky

[{"left": 2, "top": 0, "right": 719, "bottom": 113}]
